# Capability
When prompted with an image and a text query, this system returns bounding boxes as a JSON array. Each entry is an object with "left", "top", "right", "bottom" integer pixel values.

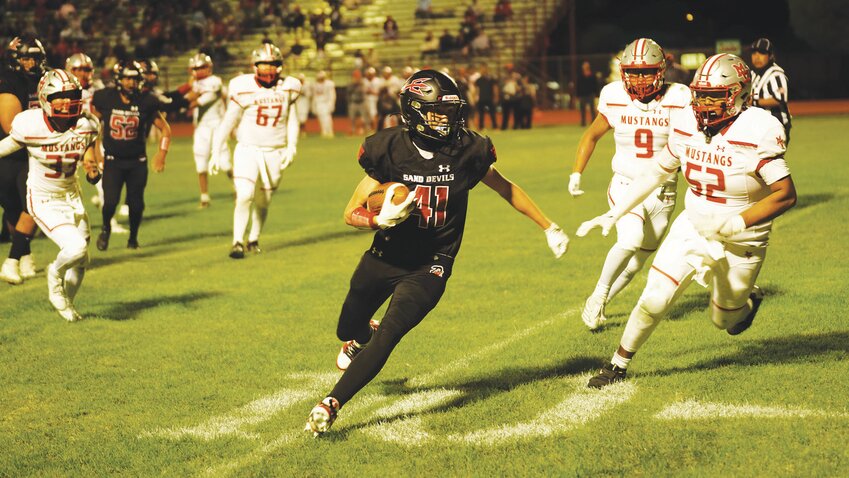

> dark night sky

[{"left": 547, "top": 0, "right": 799, "bottom": 56}]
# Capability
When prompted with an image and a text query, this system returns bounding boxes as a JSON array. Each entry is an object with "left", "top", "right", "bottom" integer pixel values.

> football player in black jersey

[
  {"left": 91, "top": 60, "right": 171, "bottom": 250},
  {"left": 305, "top": 70, "right": 571, "bottom": 436},
  {"left": 0, "top": 35, "right": 46, "bottom": 284}
]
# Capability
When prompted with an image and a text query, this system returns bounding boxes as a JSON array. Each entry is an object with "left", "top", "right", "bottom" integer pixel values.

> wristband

[
  {"left": 351, "top": 207, "right": 378, "bottom": 230},
  {"left": 159, "top": 137, "right": 170, "bottom": 151}
]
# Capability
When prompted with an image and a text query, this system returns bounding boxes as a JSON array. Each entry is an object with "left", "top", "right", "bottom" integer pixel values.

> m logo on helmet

[
  {"left": 403, "top": 78, "right": 433, "bottom": 96},
  {"left": 732, "top": 63, "right": 748, "bottom": 79}
]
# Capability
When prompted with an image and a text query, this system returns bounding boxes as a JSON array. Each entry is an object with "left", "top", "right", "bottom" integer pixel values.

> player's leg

[
  {"left": 710, "top": 244, "right": 766, "bottom": 334},
  {"left": 0, "top": 161, "right": 26, "bottom": 284},
  {"left": 607, "top": 191, "right": 676, "bottom": 302},
  {"left": 589, "top": 216, "right": 697, "bottom": 387},
  {"left": 98, "top": 161, "right": 124, "bottom": 250},
  {"left": 11, "top": 164, "right": 37, "bottom": 279},
  {"left": 231, "top": 144, "right": 258, "bottom": 257},
  {"left": 124, "top": 162, "right": 148, "bottom": 248},
  {"left": 193, "top": 126, "right": 212, "bottom": 207},
  {"left": 246, "top": 150, "right": 282, "bottom": 249},
  {"left": 64, "top": 196, "right": 91, "bottom": 301}
]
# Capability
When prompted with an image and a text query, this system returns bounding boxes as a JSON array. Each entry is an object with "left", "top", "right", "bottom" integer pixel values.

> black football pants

[
  {"left": 102, "top": 160, "right": 148, "bottom": 240},
  {"left": 0, "top": 158, "right": 27, "bottom": 229},
  {"left": 330, "top": 251, "right": 452, "bottom": 406}
]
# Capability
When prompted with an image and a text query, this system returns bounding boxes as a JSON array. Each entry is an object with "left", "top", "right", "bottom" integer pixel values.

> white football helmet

[
  {"left": 690, "top": 53, "right": 752, "bottom": 131},
  {"left": 619, "top": 38, "right": 666, "bottom": 101},
  {"left": 251, "top": 43, "right": 283, "bottom": 86},
  {"left": 188, "top": 53, "right": 213, "bottom": 79},
  {"left": 65, "top": 53, "right": 94, "bottom": 88},
  {"left": 37, "top": 69, "right": 83, "bottom": 131}
]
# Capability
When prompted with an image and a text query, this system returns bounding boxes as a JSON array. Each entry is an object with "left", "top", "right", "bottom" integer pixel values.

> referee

[{"left": 750, "top": 38, "right": 792, "bottom": 144}]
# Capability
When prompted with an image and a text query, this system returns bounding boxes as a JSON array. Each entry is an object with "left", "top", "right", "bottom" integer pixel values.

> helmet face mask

[
  {"left": 66, "top": 53, "right": 94, "bottom": 88},
  {"left": 112, "top": 61, "right": 145, "bottom": 98},
  {"left": 38, "top": 69, "right": 83, "bottom": 132},
  {"left": 139, "top": 60, "right": 159, "bottom": 90},
  {"left": 13, "top": 36, "right": 48, "bottom": 79},
  {"left": 188, "top": 53, "right": 213, "bottom": 80},
  {"left": 620, "top": 38, "right": 666, "bottom": 101},
  {"left": 400, "top": 70, "right": 467, "bottom": 144},
  {"left": 252, "top": 44, "right": 283, "bottom": 87},
  {"left": 690, "top": 54, "right": 752, "bottom": 133}
]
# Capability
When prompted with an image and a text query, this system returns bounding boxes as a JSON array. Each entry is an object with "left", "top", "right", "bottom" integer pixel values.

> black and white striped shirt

[{"left": 752, "top": 63, "right": 791, "bottom": 129}]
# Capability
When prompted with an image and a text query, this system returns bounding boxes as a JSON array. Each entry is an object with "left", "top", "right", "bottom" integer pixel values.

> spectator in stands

[
  {"left": 347, "top": 69, "right": 368, "bottom": 136},
  {"left": 439, "top": 29, "right": 456, "bottom": 56},
  {"left": 416, "top": 0, "right": 433, "bottom": 19},
  {"left": 420, "top": 31, "right": 439, "bottom": 60},
  {"left": 575, "top": 61, "right": 599, "bottom": 127},
  {"left": 469, "top": 26, "right": 490, "bottom": 57},
  {"left": 352, "top": 49, "right": 365, "bottom": 70},
  {"left": 475, "top": 63, "right": 498, "bottom": 129},
  {"left": 494, "top": 0, "right": 513, "bottom": 22},
  {"left": 383, "top": 16, "right": 399, "bottom": 42}
]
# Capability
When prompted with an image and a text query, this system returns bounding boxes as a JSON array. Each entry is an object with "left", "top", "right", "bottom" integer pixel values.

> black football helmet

[
  {"left": 112, "top": 60, "right": 144, "bottom": 98},
  {"left": 400, "top": 69, "right": 467, "bottom": 144},
  {"left": 11, "top": 35, "right": 47, "bottom": 79},
  {"left": 138, "top": 59, "right": 159, "bottom": 91}
]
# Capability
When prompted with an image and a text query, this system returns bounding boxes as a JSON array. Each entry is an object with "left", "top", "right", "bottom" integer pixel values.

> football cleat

[
  {"left": 336, "top": 319, "right": 379, "bottom": 371},
  {"left": 304, "top": 397, "right": 340, "bottom": 437},
  {"left": 96, "top": 229, "right": 110, "bottom": 251},
  {"left": 229, "top": 242, "right": 246, "bottom": 259},
  {"left": 727, "top": 286, "right": 764, "bottom": 336},
  {"left": 127, "top": 238, "right": 140, "bottom": 249},
  {"left": 47, "top": 262, "right": 81, "bottom": 322},
  {"left": 111, "top": 218, "right": 128, "bottom": 234},
  {"left": 19, "top": 254, "right": 36, "bottom": 279},
  {"left": 119, "top": 204, "right": 130, "bottom": 217},
  {"left": 246, "top": 241, "right": 261, "bottom": 254},
  {"left": 587, "top": 363, "right": 627, "bottom": 389},
  {"left": 0, "top": 258, "right": 23, "bottom": 285},
  {"left": 581, "top": 294, "right": 607, "bottom": 330}
]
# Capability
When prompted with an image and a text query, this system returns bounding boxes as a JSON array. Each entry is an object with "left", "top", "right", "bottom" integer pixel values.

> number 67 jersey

[
  {"left": 9, "top": 109, "right": 100, "bottom": 193},
  {"left": 597, "top": 81, "right": 691, "bottom": 180},
  {"left": 659, "top": 106, "right": 790, "bottom": 246}
]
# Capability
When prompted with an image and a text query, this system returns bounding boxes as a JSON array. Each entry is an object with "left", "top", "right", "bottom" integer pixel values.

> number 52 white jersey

[
  {"left": 597, "top": 81, "right": 691, "bottom": 180},
  {"left": 10, "top": 110, "right": 100, "bottom": 194}
]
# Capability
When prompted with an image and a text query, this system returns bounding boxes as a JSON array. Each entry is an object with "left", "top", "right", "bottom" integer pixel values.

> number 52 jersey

[{"left": 10, "top": 109, "right": 100, "bottom": 193}]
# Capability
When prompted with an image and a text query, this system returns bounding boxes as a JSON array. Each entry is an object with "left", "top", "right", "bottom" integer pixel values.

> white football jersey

[
  {"left": 227, "top": 74, "right": 301, "bottom": 148},
  {"left": 80, "top": 79, "right": 105, "bottom": 113},
  {"left": 660, "top": 106, "right": 790, "bottom": 245},
  {"left": 597, "top": 82, "right": 691, "bottom": 180},
  {"left": 193, "top": 74, "right": 226, "bottom": 127},
  {"left": 10, "top": 110, "right": 100, "bottom": 194}
]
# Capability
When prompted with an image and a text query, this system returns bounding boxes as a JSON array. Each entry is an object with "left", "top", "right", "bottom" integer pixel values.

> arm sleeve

[
  {"left": 286, "top": 94, "right": 299, "bottom": 151},
  {"left": 196, "top": 78, "right": 222, "bottom": 107},
  {"left": 752, "top": 117, "right": 790, "bottom": 184},
  {"left": 357, "top": 141, "right": 388, "bottom": 183},
  {"left": 0, "top": 135, "right": 24, "bottom": 158},
  {"left": 469, "top": 137, "right": 497, "bottom": 189},
  {"left": 212, "top": 98, "right": 243, "bottom": 155}
]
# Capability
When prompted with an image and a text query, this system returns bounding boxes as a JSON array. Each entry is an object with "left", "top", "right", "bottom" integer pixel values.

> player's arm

[
  {"left": 0, "top": 93, "right": 23, "bottom": 135},
  {"left": 209, "top": 98, "right": 243, "bottom": 174},
  {"left": 344, "top": 175, "right": 381, "bottom": 229},
  {"left": 151, "top": 112, "right": 171, "bottom": 173},
  {"left": 482, "top": 166, "right": 569, "bottom": 258},
  {"left": 0, "top": 135, "right": 24, "bottom": 158},
  {"left": 577, "top": 147, "right": 676, "bottom": 237},
  {"left": 743, "top": 176, "right": 796, "bottom": 225},
  {"left": 569, "top": 113, "right": 612, "bottom": 196}
]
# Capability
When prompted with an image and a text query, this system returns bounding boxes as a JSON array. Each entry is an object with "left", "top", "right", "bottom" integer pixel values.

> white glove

[
  {"left": 280, "top": 148, "right": 296, "bottom": 171},
  {"left": 568, "top": 172, "right": 584, "bottom": 197},
  {"left": 545, "top": 223, "right": 570, "bottom": 258},
  {"left": 691, "top": 213, "right": 746, "bottom": 240},
  {"left": 374, "top": 184, "right": 416, "bottom": 230},
  {"left": 576, "top": 211, "right": 617, "bottom": 237},
  {"left": 208, "top": 154, "right": 221, "bottom": 175}
]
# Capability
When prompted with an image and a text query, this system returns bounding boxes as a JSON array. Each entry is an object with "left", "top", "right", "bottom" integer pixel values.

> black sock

[
  {"left": 9, "top": 230, "right": 33, "bottom": 260},
  {"left": 128, "top": 208, "right": 143, "bottom": 242}
]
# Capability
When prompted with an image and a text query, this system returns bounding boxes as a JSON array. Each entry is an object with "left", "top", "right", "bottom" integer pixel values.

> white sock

[
  {"left": 608, "top": 249, "right": 651, "bottom": 302},
  {"left": 248, "top": 205, "right": 268, "bottom": 243},
  {"left": 64, "top": 266, "right": 85, "bottom": 300},
  {"left": 594, "top": 245, "right": 635, "bottom": 300},
  {"left": 233, "top": 198, "right": 252, "bottom": 244},
  {"left": 611, "top": 352, "right": 631, "bottom": 369}
]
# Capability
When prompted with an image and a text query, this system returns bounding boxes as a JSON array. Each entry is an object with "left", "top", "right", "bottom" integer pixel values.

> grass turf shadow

[{"left": 89, "top": 291, "right": 222, "bottom": 321}]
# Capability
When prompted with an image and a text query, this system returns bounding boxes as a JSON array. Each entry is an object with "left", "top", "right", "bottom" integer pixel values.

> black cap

[{"left": 751, "top": 38, "right": 774, "bottom": 54}]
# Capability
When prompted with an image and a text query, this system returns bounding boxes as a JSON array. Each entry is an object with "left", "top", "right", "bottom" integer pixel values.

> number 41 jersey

[
  {"left": 597, "top": 82, "right": 691, "bottom": 180},
  {"left": 359, "top": 127, "right": 496, "bottom": 268},
  {"left": 10, "top": 109, "right": 100, "bottom": 193}
]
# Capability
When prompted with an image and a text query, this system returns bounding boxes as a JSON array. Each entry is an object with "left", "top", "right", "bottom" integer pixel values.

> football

[{"left": 367, "top": 182, "right": 411, "bottom": 213}]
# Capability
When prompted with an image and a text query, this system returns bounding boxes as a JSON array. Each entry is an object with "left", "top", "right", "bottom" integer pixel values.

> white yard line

[{"left": 656, "top": 399, "right": 849, "bottom": 420}]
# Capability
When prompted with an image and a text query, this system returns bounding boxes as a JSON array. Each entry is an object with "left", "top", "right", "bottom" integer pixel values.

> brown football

[{"left": 367, "top": 182, "right": 411, "bottom": 213}]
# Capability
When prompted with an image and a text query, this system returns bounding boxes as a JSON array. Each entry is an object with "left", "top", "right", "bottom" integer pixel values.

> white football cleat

[
  {"left": 19, "top": 254, "right": 36, "bottom": 279},
  {"left": 47, "top": 263, "right": 81, "bottom": 322},
  {"left": 119, "top": 204, "right": 130, "bottom": 217},
  {"left": 304, "top": 397, "right": 339, "bottom": 437},
  {"left": 111, "top": 218, "right": 128, "bottom": 234},
  {"left": 336, "top": 319, "right": 379, "bottom": 371},
  {"left": 581, "top": 294, "right": 607, "bottom": 330},
  {"left": 0, "top": 258, "right": 23, "bottom": 285}
]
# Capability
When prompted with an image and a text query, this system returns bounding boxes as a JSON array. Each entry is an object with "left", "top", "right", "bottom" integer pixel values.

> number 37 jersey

[
  {"left": 597, "top": 82, "right": 691, "bottom": 180},
  {"left": 227, "top": 74, "right": 301, "bottom": 148},
  {"left": 10, "top": 109, "right": 100, "bottom": 194}
]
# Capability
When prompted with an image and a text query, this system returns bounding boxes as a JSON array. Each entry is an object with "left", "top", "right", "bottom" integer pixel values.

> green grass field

[{"left": 1, "top": 117, "right": 848, "bottom": 477}]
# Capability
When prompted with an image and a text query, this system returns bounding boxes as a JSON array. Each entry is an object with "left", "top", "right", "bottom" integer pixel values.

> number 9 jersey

[
  {"left": 597, "top": 81, "right": 691, "bottom": 180},
  {"left": 10, "top": 109, "right": 100, "bottom": 193}
]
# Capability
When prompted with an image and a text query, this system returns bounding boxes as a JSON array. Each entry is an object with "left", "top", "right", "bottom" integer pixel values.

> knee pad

[
  {"left": 710, "top": 302, "right": 747, "bottom": 330},
  {"left": 638, "top": 284, "right": 674, "bottom": 318},
  {"left": 234, "top": 181, "right": 255, "bottom": 203}
]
